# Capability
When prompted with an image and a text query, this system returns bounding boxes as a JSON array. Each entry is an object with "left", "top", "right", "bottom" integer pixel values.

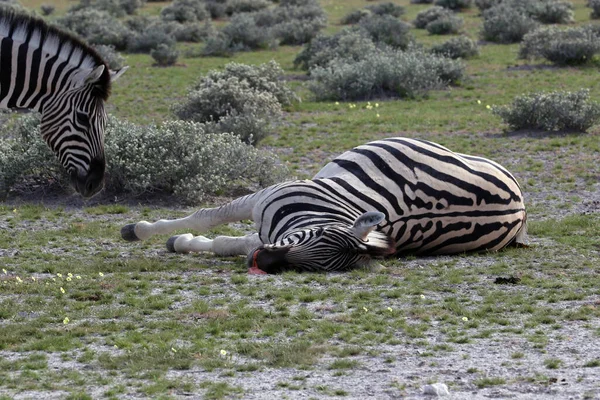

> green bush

[
  {"left": 202, "top": 13, "right": 275, "bottom": 55},
  {"left": 225, "top": 0, "right": 271, "bottom": 15},
  {"left": 590, "top": 0, "right": 600, "bottom": 18},
  {"left": 126, "top": 23, "right": 176, "bottom": 53},
  {"left": 172, "top": 61, "right": 296, "bottom": 143},
  {"left": 308, "top": 46, "right": 464, "bottom": 101},
  {"left": 340, "top": 9, "right": 371, "bottom": 25},
  {"left": 254, "top": 0, "right": 327, "bottom": 45},
  {"left": 529, "top": 0, "right": 573, "bottom": 23},
  {"left": 93, "top": 44, "right": 126, "bottom": 70},
  {"left": 366, "top": 2, "right": 405, "bottom": 17},
  {"left": 203, "top": 0, "right": 227, "bottom": 18},
  {"left": 426, "top": 14, "right": 463, "bottom": 34},
  {"left": 56, "top": 9, "right": 133, "bottom": 50},
  {"left": 151, "top": 44, "right": 179, "bottom": 66},
  {"left": 481, "top": 4, "right": 538, "bottom": 43},
  {"left": 435, "top": 0, "right": 472, "bottom": 10},
  {"left": 492, "top": 89, "right": 600, "bottom": 132},
  {"left": 294, "top": 28, "right": 378, "bottom": 70},
  {"left": 359, "top": 14, "right": 413, "bottom": 49},
  {"left": 413, "top": 6, "right": 453, "bottom": 29},
  {"left": 160, "top": 0, "right": 208, "bottom": 23},
  {"left": 431, "top": 36, "right": 479, "bottom": 58},
  {"left": 519, "top": 26, "right": 600, "bottom": 65},
  {"left": 0, "top": 115, "right": 287, "bottom": 203}
]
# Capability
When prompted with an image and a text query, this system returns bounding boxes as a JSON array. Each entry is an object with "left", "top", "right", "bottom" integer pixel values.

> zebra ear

[
  {"left": 351, "top": 211, "right": 385, "bottom": 241},
  {"left": 110, "top": 66, "right": 128, "bottom": 82},
  {"left": 82, "top": 65, "right": 106, "bottom": 86}
]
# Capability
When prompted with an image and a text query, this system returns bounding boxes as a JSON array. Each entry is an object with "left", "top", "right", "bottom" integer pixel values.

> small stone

[{"left": 423, "top": 383, "right": 449, "bottom": 397}]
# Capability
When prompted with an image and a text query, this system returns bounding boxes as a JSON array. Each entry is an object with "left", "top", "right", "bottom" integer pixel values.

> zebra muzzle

[{"left": 247, "top": 245, "right": 292, "bottom": 275}]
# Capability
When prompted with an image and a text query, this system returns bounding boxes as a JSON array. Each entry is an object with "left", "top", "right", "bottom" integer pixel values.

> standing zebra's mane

[{"left": 0, "top": 9, "right": 111, "bottom": 100}]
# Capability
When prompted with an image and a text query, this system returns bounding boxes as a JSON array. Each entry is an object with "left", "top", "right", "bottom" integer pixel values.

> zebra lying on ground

[
  {"left": 121, "top": 137, "right": 527, "bottom": 273},
  {"left": 0, "top": 10, "right": 126, "bottom": 197}
]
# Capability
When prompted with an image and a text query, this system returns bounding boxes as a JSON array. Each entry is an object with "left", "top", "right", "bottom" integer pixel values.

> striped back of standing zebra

[
  {"left": 253, "top": 137, "right": 526, "bottom": 272},
  {"left": 0, "top": 9, "right": 111, "bottom": 197}
]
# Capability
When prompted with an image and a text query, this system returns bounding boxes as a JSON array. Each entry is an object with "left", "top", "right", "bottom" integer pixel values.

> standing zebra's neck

[{"left": 0, "top": 10, "right": 110, "bottom": 112}]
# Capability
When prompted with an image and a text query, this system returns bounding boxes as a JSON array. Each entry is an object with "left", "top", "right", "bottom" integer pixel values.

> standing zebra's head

[
  {"left": 40, "top": 65, "right": 127, "bottom": 198},
  {"left": 248, "top": 212, "right": 396, "bottom": 274}
]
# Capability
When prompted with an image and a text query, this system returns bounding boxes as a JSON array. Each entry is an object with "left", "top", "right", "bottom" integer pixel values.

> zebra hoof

[
  {"left": 121, "top": 224, "right": 140, "bottom": 242},
  {"left": 166, "top": 235, "right": 180, "bottom": 253}
]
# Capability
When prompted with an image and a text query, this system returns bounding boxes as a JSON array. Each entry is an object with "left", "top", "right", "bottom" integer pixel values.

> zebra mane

[{"left": 0, "top": 9, "right": 111, "bottom": 100}]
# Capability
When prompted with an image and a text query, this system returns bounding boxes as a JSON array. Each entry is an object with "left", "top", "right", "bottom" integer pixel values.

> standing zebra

[
  {"left": 0, "top": 10, "right": 126, "bottom": 197},
  {"left": 121, "top": 137, "right": 527, "bottom": 273}
]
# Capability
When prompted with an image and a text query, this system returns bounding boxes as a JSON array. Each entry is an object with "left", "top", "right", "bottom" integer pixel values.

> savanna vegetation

[{"left": 1, "top": 0, "right": 599, "bottom": 398}]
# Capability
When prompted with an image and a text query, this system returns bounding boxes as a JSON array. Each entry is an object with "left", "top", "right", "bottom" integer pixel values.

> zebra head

[
  {"left": 40, "top": 65, "right": 127, "bottom": 198},
  {"left": 248, "top": 211, "right": 396, "bottom": 273}
]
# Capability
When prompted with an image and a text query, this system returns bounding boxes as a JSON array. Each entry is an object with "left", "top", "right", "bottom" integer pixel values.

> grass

[{"left": 2, "top": 0, "right": 600, "bottom": 398}]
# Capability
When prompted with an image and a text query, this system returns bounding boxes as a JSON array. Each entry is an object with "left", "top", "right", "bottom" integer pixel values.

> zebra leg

[
  {"left": 121, "top": 192, "right": 260, "bottom": 242},
  {"left": 167, "top": 233, "right": 263, "bottom": 256}
]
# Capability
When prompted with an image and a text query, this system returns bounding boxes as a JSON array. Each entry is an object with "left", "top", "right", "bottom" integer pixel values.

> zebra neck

[{"left": 0, "top": 11, "right": 104, "bottom": 112}]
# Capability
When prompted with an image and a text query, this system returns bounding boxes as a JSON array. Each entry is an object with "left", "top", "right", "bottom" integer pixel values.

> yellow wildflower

[
  {"left": 98, "top": 272, "right": 104, "bottom": 277},
  {"left": 60, "top": 287, "right": 65, "bottom": 294},
  {"left": 220, "top": 349, "right": 227, "bottom": 356},
  {"left": 63, "top": 317, "right": 69, "bottom": 324},
  {"left": 462, "top": 316, "right": 469, "bottom": 322}
]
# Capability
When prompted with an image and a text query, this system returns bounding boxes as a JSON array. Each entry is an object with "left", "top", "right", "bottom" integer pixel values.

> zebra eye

[{"left": 76, "top": 111, "right": 90, "bottom": 127}]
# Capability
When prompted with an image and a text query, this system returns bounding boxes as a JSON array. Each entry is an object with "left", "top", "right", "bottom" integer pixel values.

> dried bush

[
  {"left": 519, "top": 25, "right": 600, "bottom": 65},
  {"left": 426, "top": 14, "right": 463, "bottom": 34},
  {"left": 293, "top": 28, "right": 379, "bottom": 70},
  {"left": 359, "top": 14, "right": 413, "bottom": 49},
  {"left": 93, "top": 44, "right": 126, "bottom": 70},
  {"left": 160, "top": 0, "right": 208, "bottom": 23},
  {"left": 0, "top": 115, "right": 287, "bottom": 203},
  {"left": 57, "top": 9, "right": 133, "bottom": 50},
  {"left": 435, "top": 0, "right": 472, "bottom": 10},
  {"left": 481, "top": 4, "right": 538, "bottom": 43},
  {"left": 492, "top": 89, "right": 600, "bottom": 132},
  {"left": 431, "top": 36, "right": 479, "bottom": 58},
  {"left": 173, "top": 61, "right": 296, "bottom": 143},
  {"left": 308, "top": 46, "right": 464, "bottom": 101},
  {"left": 413, "top": 6, "right": 453, "bottom": 29}
]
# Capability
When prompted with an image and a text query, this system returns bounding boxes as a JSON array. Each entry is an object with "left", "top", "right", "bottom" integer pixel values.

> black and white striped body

[
  {"left": 0, "top": 10, "right": 126, "bottom": 197},
  {"left": 122, "top": 137, "right": 527, "bottom": 273}
]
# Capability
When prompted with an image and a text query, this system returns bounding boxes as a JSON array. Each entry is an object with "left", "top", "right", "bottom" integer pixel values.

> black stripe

[{"left": 0, "top": 38, "right": 12, "bottom": 100}]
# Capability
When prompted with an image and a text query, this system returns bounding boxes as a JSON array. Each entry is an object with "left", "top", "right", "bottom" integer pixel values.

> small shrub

[
  {"left": 366, "top": 2, "right": 405, "bottom": 17},
  {"left": 475, "top": 0, "right": 501, "bottom": 12},
  {"left": 214, "top": 13, "right": 276, "bottom": 53},
  {"left": 126, "top": 23, "right": 176, "bottom": 53},
  {"left": 435, "top": 0, "right": 472, "bottom": 10},
  {"left": 173, "top": 61, "right": 296, "bottom": 143},
  {"left": 359, "top": 14, "right": 413, "bottom": 49},
  {"left": 411, "top": 0, "right": 434, "bottom": 3},
  {"left": 254, "top": 1, "right": 327, "bottom": 45},
  {"left": 590, "top": 0, "right": 600, "bottom": 18},
  {"left": 119, "top": 0, "right": 145, "bottom": 15},
  {"left": 173, "top": 20, "right": 215, "bottom": 42},
  {"left": 93, "top": 44, "right": 126, "bottom": 70},
  {"left": 492, "top": 89, "right": 600, "bottom": 132},
  {"left": 519, "top": 26, "right": 600, "bottom": 65},
  {"left": 528, "top": 0, "right": 573, "bottom": 24},
  {"left": 204, "top": 0, "right": 227, "bottom": 18},
  {"left": 160, "top": 0, "right": 207, "bottom": 23},
  {"left": 481, "top": 4, "right": 538, "bottom": 43},
  {"left": 151, "top": 44, "right": 179, "bottom": 66},
  {"left": 431, "top": 36, "right": 479, "bottom": 58},
  {"left": 341, "top": 9, "right": 371, "bottom": 25},
  {"left": 294, "top": 28, "right": 378, "bottom": 70},
  {"left": 426, "top": 14, "right": 463, "bottom": 34},
  {"left": 40, "top": 4, "right": 55, "bottom": 15},
  {"left": 414, "top": 6, "right": 453, "bottom": 29},
  {"left": 57, "top": 9, "right": 133, "bottom": 50},
  {"left": 308, "top": 46, "right": 464, "bottom": 101},
  {"left": 225, "top": 0, "right": 271, "bottom": 16}
]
